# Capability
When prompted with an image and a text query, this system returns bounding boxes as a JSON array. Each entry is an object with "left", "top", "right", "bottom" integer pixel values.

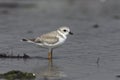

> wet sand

[{"left": 0, "top": 0, "right": 120, "bottom": 80}]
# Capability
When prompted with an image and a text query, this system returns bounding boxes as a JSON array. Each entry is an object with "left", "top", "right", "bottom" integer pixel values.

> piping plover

[{"left": 22, "top": 26, "right": 73, "bottom": 60}]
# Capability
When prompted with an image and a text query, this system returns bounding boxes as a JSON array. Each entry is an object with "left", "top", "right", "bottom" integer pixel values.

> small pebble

[
  {"left": 116, "top": 75, "right": 120, "bottom": 78},
  {"left": 27, "top": 30, "right": 33, "bottom": 34},
  {"left": 93, "top": 24, "right": 99, "bottom": 28}
]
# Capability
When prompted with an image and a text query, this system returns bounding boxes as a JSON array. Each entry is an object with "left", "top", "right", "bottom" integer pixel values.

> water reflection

[{"left": 34, "top": 59, "right": 66, "bottom": 80}]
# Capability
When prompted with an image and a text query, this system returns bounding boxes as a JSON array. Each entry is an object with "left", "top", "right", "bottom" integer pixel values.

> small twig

[{"left": 96, "top": 57, "right": 100, "bottom": 67}]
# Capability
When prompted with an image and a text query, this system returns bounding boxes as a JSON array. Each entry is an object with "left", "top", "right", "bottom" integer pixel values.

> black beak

[{"left": 69, "top": 32, "right": 73, "bottom": 35}]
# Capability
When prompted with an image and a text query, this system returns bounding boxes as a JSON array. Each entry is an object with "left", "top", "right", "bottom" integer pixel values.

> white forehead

[{"left": 59, "top": 26, "right": 70, "bottom": 31}]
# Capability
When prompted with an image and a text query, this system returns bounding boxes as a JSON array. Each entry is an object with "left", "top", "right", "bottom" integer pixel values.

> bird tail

[{"left": 21, "top": 38, "right": 35, "bottom": 43}]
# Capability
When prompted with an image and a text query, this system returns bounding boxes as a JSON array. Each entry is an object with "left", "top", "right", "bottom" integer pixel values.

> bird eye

[{"left": 63, "top": 30, "right": 67, "bottom": 32}]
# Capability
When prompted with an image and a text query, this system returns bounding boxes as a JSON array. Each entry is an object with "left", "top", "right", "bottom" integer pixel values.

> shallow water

[{"left": 0, "top": 0, "right": 120, "bottom": 80}]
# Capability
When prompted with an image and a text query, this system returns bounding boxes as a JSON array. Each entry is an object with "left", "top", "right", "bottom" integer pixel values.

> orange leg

[{"left": 48, "top": 49, "right": 53, "bottom": 60}]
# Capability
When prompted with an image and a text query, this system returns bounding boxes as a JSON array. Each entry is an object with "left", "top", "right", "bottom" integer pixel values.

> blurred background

[{"left": 0, "top": 0, "right": 120, "bottom": 80}]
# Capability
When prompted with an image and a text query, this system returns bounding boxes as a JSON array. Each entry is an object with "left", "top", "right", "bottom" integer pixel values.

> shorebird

[{"left": 22, "top": 26, "right": 73, "bottom": 60}]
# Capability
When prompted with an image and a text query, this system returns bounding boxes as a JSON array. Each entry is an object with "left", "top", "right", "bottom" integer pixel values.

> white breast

[
  {"left": 57, "top": 36, "right": 66, "bottom": 45},
  {"left": 53, "top": 30, "right": 67, "bottom": 47}
]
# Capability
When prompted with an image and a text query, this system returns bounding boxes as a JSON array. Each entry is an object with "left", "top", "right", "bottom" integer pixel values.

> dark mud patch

[
  {"left": 0, "top": 53, "right": 30, "bottom": 59},
  {"left": 0, "top": 53, "right": 48, "bottom": 60},
  {"left": 0, "top": 2, "right": 35, "bottom": 9},
  {"left": 0, "top": 2, "right": 36, "bottom": 15}
]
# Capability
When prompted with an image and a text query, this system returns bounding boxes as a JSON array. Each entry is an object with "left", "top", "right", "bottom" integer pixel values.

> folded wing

[{"left": 35, "top": 31, "right": 59, "bottom": 44}]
